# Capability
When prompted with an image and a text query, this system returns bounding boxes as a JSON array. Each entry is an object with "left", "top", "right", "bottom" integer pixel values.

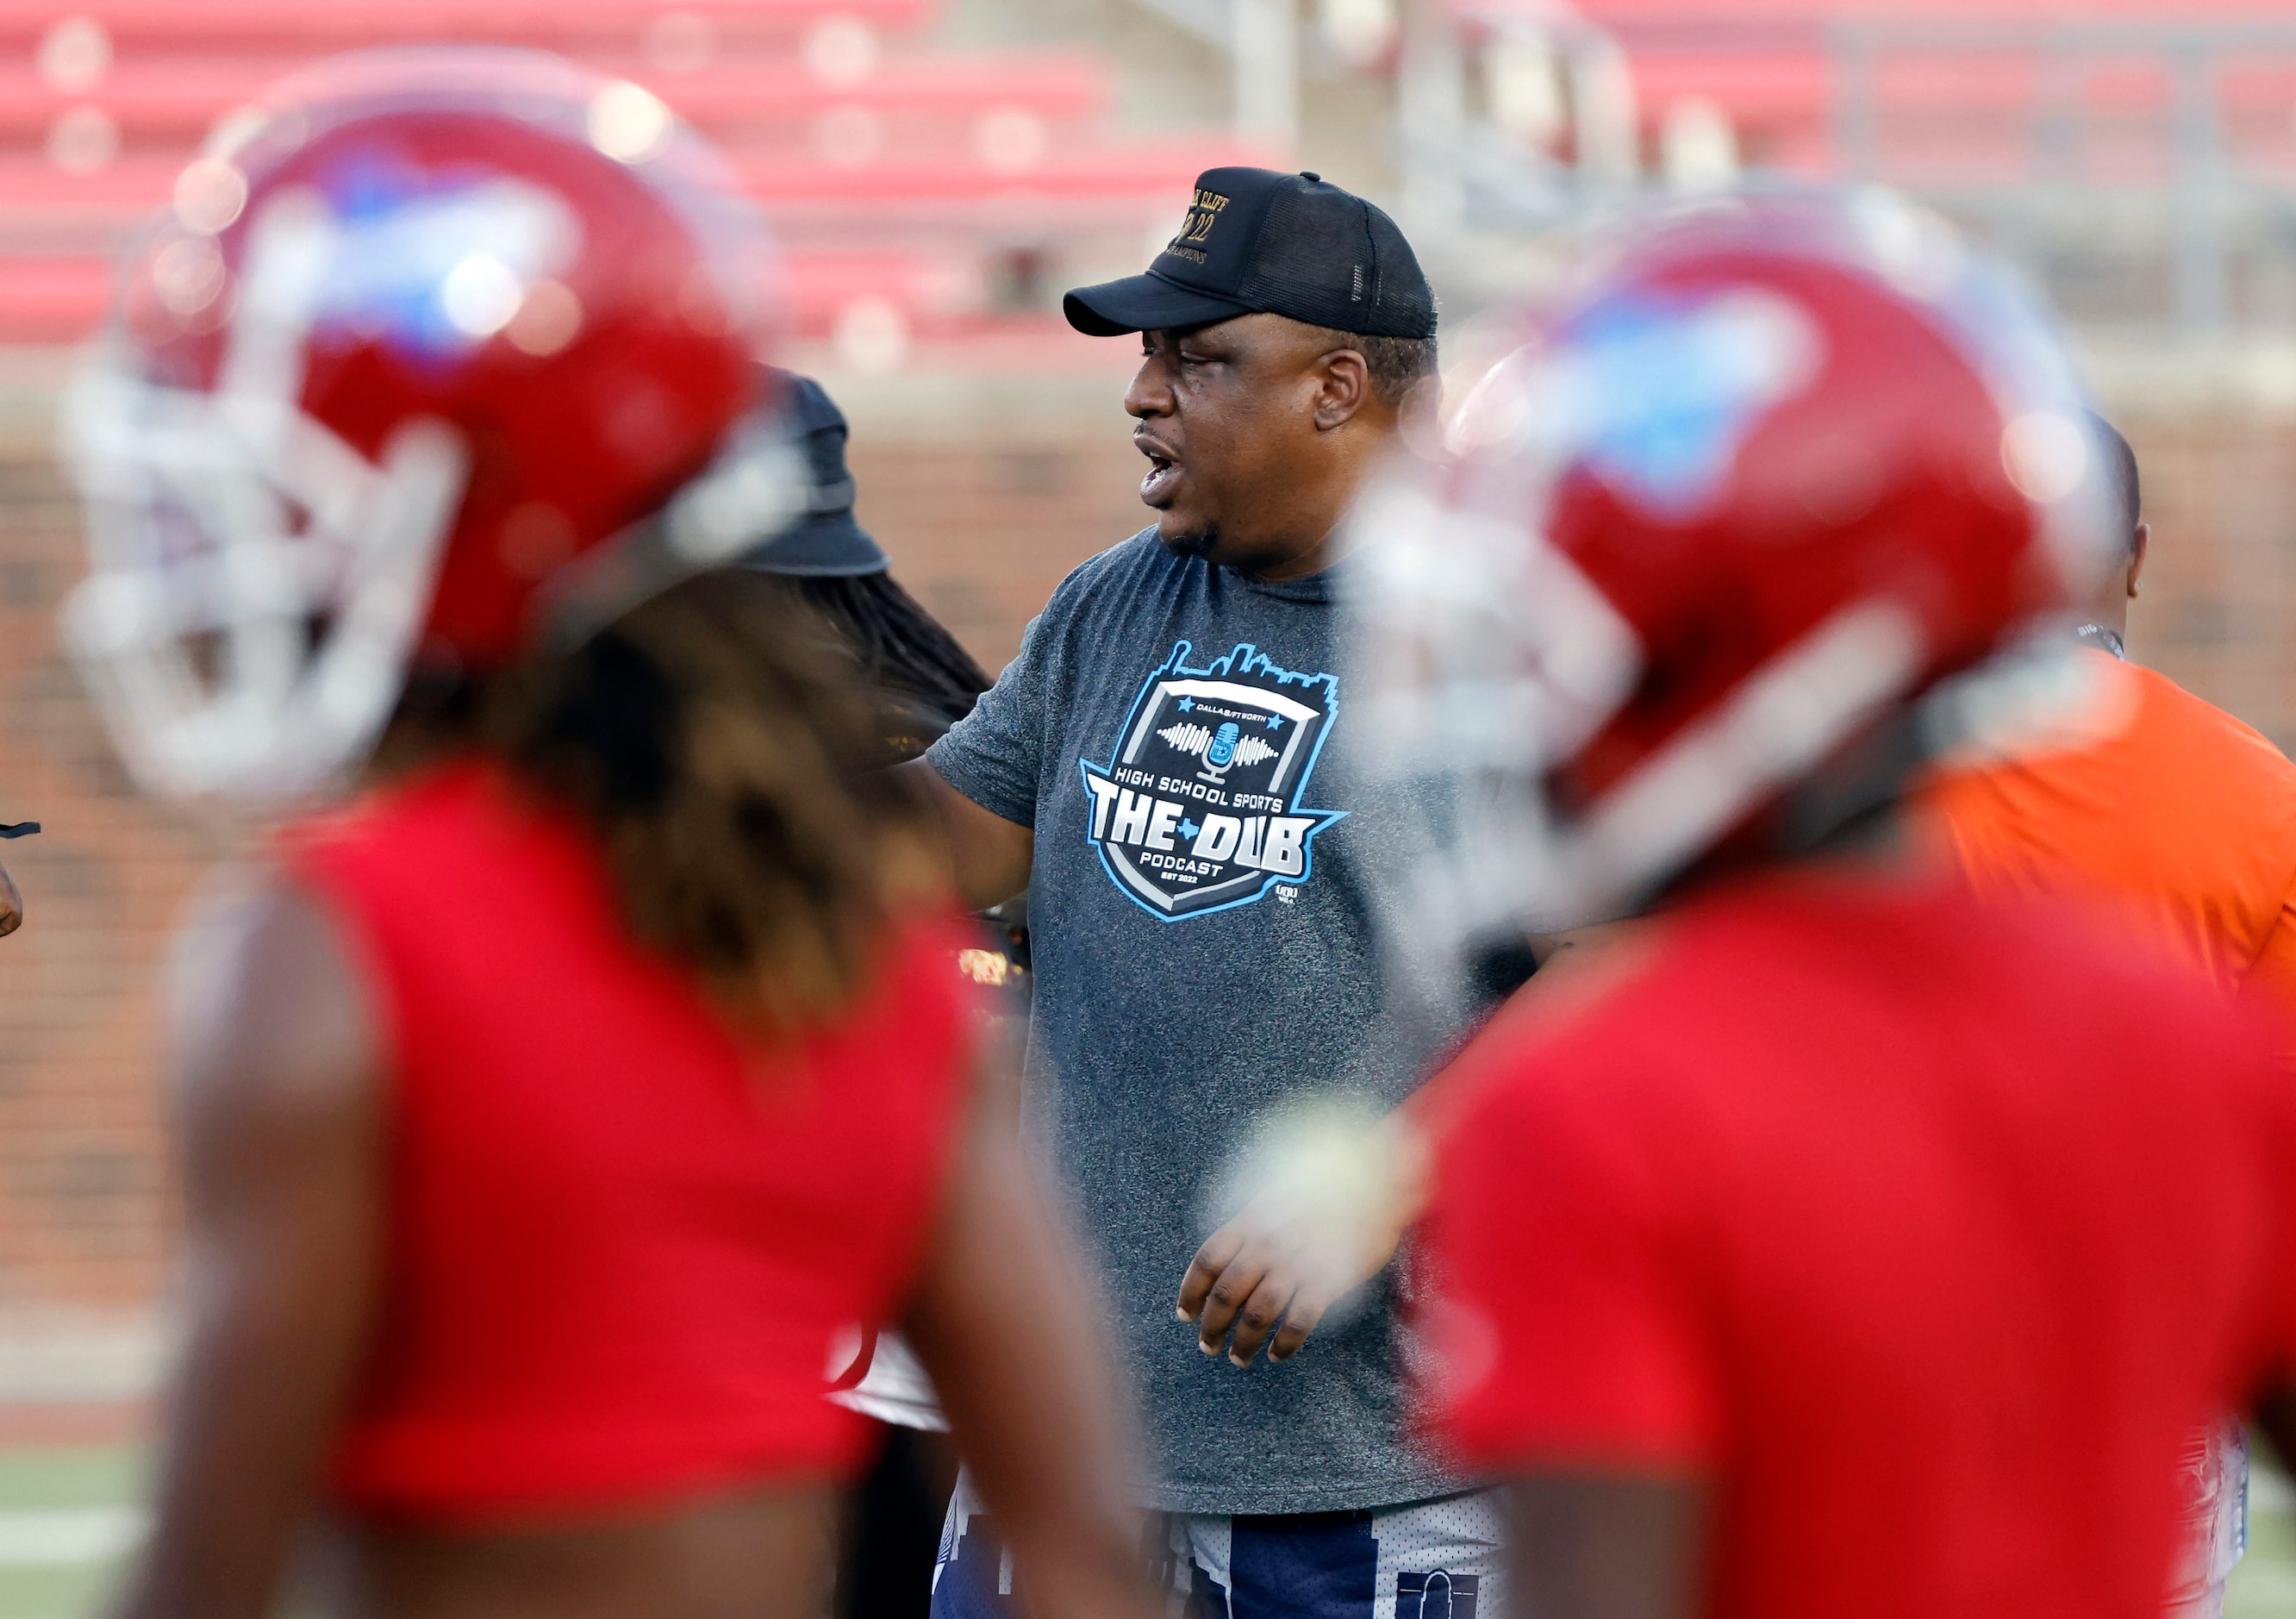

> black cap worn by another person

[
  {"left": 741, "top": 368, "right": 891, "bottom": 578},
  {"left": 1064, "top": 166, "right": 1436, "bottom": 341}
]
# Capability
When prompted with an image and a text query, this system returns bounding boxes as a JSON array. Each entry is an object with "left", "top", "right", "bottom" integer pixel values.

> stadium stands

[
  {"left": 0, "top": 2, "right": 1260, "bottom": 362},
  {"left": 0, "top": 0, "right": 933, "bottom": 51},
  {"left": 1374, "top": 0, "right": 2296, "bottom": 328},
  {"left": 1542, "top": 1, "right": 2296, "bottom": 187}
]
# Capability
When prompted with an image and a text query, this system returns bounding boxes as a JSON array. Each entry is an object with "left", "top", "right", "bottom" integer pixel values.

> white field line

[
  {"left": 0, "top": 1473, "right": 2275, "bottom": 1577},
  {"left": 0, "top": 1506, "right": 145, "bottom": 1566}
]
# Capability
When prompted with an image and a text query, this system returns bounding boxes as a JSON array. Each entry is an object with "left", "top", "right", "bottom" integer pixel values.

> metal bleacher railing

[
  {"left": 1136, "top": 0, "right": 2296, "bottom": 338},
  {"left": 15, "top": 1, "right": 2293, "bottom": 353},
  {"left": 1819, "top": 16, "right": 2296, "bottom": 334},
  {"left": 1396, "top": 6, "right": 2296, "bottom": 334}
]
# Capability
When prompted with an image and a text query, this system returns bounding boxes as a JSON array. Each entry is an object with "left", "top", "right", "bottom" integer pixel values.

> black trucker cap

[{"left": 1064, "top": 167, "right": 1436, "bottom": 341}]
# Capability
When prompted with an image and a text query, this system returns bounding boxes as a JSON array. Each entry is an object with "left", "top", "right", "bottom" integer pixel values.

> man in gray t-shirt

[{"left": 910, "top": 168, "right": 1504, "bottom": 1617}]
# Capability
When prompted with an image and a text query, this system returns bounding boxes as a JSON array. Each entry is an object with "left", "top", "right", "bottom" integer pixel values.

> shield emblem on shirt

[{"left": 1079, "top": 641, "right": 1346, "bottom": 919}]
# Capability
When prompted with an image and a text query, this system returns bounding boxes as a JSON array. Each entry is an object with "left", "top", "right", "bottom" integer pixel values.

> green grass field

[
  {"left": 0, "top": 1447, "right": 142, "bottom": 1619},
  {"left": 2233, "top": 1472, "right": 2296, "bottom": 1619},
  {"left": 0, "top": 1442, "right": 2291, "bottom": 1616}
]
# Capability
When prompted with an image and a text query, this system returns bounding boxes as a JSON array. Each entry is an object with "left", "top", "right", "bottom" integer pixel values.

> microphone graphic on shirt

[{"left": 1158, "top": 719, "right": 1276, "bottom": 785}]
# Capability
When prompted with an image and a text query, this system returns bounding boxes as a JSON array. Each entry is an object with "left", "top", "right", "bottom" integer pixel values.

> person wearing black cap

[
  {"left": 739, "top": 370, "right": 1034, "bottom": 1619},
  {"left": 902, "top": 171, "right": 1504, "bottom": 1619},
  {"left": 741, "top": 368, "right": 1028, "bottom": 980},
  {"left": 743, "top": 370, "right": 995, "bottom": 757}
]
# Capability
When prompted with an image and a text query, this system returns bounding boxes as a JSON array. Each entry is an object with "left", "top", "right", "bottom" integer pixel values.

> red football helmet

[
  {"left": 1351, "top": 192, "right": 2115, "bottom": 947},
  {"left": 61, "top": 48, "right": 795, "bottom": 802}
]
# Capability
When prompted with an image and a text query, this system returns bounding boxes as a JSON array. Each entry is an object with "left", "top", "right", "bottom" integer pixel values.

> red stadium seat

[
  {"left": 0, "top": 54, "right": 1114, "bottom": 145},
  {"left": 1457, "top": 0, "right": 2296, "bottom": 185},
  {"left": 0, "top": 0, "right": 1257, "bottom": 358},
  {"left": 0, "top": 0, "right": 931, "bottom": 49},
  {"left": 0, "top": 143, "right": 1232, "bottom": 225}
]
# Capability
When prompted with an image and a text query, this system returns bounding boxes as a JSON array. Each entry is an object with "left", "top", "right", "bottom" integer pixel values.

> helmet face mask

[
  {"left": 61, "top": 47, "right": 783, "bottom": 808},
  {"left": 1348, "top": 191, "right": 2116, "bottom": 965},
  {"left": 1350, "top": 475, "right": 1644, "bottom": 942},
  {"left": 64, "top": 301, "right": 471, "bottom": 801}
]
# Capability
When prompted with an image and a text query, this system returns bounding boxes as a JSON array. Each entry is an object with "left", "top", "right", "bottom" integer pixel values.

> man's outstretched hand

[{"left": 1175, "top": 1103, "right": 1429, "bottom": 1368}]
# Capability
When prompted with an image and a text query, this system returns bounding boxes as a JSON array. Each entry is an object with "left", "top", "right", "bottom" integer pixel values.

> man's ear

[
  {"left": 2127, "top": 520, "right": 2150, "bottom": 600},
  {"left": 1312, "top": 347, "right": 1373, "bottom": 432}
]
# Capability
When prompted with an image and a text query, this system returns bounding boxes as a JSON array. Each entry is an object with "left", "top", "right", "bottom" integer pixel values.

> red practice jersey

[
  {"left": 286, "top": 764, "right": 976, "bottom": 1525},
  {"left": 1419, "top": 872, "right": 2296, "bottom": 1619}
]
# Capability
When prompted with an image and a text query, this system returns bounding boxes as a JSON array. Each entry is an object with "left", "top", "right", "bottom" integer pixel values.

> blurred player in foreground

[
  {"left": 60, "top": 52, "right": 1149, "bottom": 1619},
  {"left": 1921, "top": 414, "right": 2296, "bottom": 1617},
  {"left": 1343, "top": 197, "right": 2296, "bottom": 1619}
]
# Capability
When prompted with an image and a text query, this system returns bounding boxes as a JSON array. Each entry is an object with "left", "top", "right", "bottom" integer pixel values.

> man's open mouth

[{"left": 1137, "top": 436, "right": 1182, "bottom": 505}]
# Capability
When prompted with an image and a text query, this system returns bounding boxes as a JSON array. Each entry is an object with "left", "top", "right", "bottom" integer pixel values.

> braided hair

[{"left": 766, "top": 572, "right": 994, "bottom": 757}]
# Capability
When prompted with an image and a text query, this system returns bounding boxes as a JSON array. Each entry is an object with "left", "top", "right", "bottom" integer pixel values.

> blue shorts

[{"left": 931, "top": 1476, "right": 1504, "bottom": 1619}]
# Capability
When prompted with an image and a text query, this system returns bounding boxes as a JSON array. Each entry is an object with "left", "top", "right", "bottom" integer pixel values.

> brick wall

[
  {"left": 0, "top": 367, "right": 1159, "bottom": 1354},
  {"left": 850, "top": 429, "right": 1151, "bottom": 672},
  {"left": 1, "top": 366, "right": 2293, "bottom": 1353},
  {"left": 2118, "top": 409, "right": 2296, "bottom": 752},
  {"left": 0, "top": 442, "right": 222, "bottom": 1328}
]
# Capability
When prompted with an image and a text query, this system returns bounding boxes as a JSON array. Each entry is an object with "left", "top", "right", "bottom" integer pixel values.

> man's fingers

[
  {"left": 1176, "top": 1222, "right": 1250, "bottom": 1323},
  {"left": 1265, "top": 1289, "right": 1331, "bottom": 1363},
  {"left": 1222, "top": 1273, "right": 1301, "bottom": 1367},
  {"left": 1193, "top": 1248, "right": 1273, "bottom": 1351}
]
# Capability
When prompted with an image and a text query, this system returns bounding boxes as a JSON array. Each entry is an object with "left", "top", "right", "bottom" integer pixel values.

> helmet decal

[
  {"left": 301, "top": 160, "right": 583, "bottom": 363},
  {"left": 1545, "top": 287, "right": 1821, "bottom": 521}
]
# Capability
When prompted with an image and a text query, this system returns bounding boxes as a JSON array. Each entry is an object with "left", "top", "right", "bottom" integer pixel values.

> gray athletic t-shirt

[{"left": 926, "top": 528, "right": 1461, "bottom": 1516}]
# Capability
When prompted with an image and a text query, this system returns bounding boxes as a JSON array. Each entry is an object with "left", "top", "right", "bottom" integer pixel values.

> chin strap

[
  {"left": 2074, "top": 622, "right": 2126, "bottom": 659},
  {"left": 0, "top": 823, "right": 38, "bottom": 840}
]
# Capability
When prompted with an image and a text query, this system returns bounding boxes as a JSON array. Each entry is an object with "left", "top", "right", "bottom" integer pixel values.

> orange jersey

[{"left": 1921, "top": 648, "right": 2296, "bottom": 1044}]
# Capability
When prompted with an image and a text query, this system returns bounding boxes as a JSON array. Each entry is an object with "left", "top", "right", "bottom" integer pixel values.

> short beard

[{"left": 1157, "top": 522, "right": 1221, "bottom": 561}]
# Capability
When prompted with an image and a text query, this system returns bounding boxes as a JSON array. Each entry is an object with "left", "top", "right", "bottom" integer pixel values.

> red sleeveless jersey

[{"left": 284, "top": 763, "right": 975, "bottom": 1525}]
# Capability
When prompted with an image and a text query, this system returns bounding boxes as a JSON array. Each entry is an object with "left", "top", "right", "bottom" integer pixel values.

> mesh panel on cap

[
  {"left": 1363, "top": 203, "right": 1438, "bottom": 339},
  {"left": 1235, "top": 186, "right": 1437, "bottom": 339},
  {"left": 1237, "top": 185, "right": 1366, "bottom": 330}
]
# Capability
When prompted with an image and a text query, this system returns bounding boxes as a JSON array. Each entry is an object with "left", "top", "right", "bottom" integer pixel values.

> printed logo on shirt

[{"left": 1078, "top": 640, "right": 1345, "bottom": 921}]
